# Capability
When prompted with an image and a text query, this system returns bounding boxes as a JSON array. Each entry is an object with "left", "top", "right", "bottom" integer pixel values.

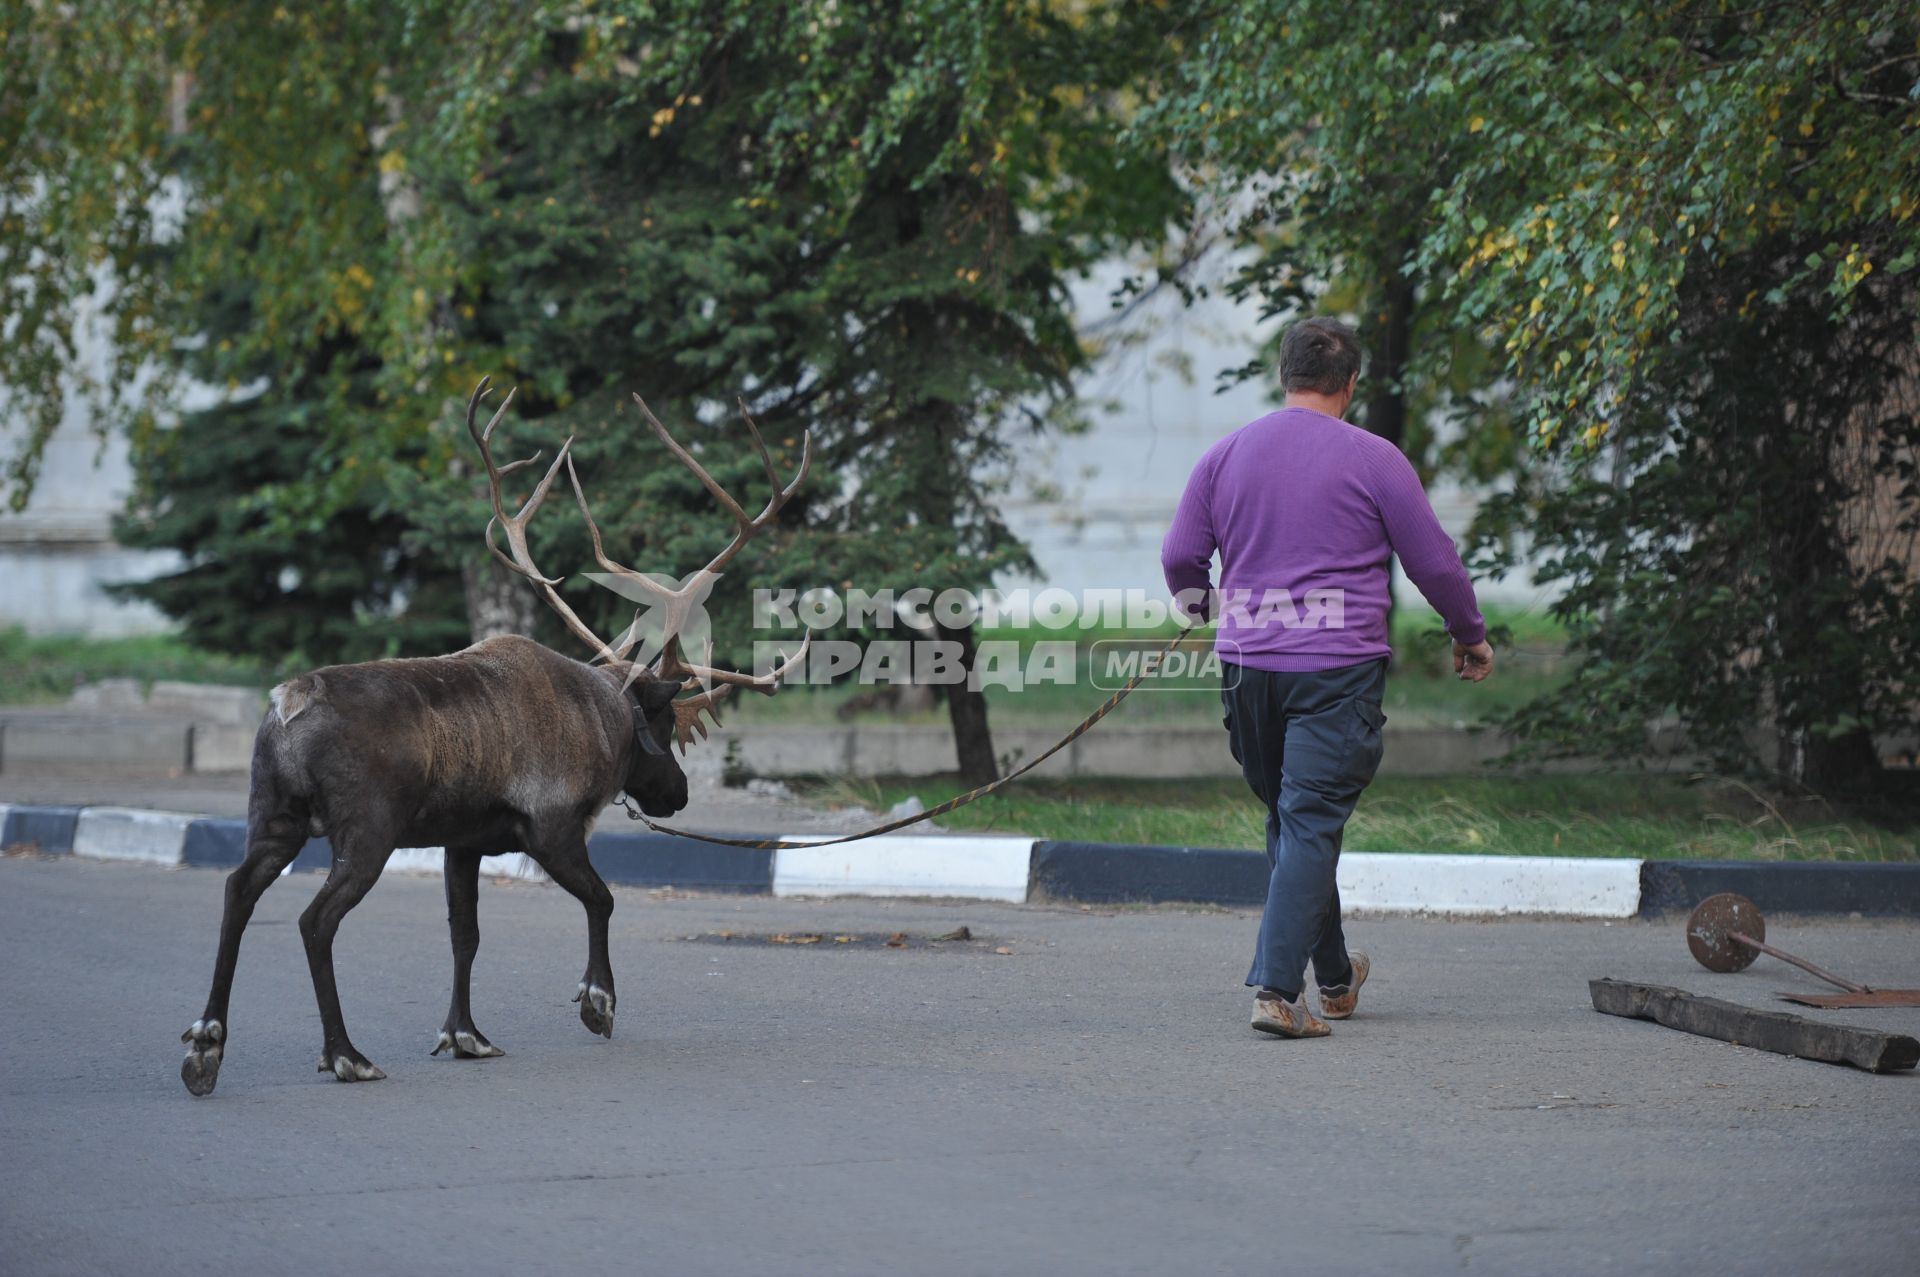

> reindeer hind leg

[{"left": 181, "top": 811, "right": 306, "bottom": 1096}]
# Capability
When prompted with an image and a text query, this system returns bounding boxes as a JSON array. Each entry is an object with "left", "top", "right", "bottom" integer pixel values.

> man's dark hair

[{"left": 1278, "top": 316, "right": 1362, "bottom": 395}]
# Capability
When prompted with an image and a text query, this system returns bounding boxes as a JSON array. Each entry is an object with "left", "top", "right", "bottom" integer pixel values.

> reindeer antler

[
  {"left": 467, "top": 377, "right": 614, "bottom": 659},
  {"left": 662, "top": 635, "right": 814, "bottom": 751},
  {"left": 563, "top": 394, "right": 812, "bottom": 666},
  {"left": 465, "top": 376, "right": 813, "bottom": 747}
]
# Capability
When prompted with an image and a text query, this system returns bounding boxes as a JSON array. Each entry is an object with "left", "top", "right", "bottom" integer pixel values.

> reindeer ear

[{"left": 633, "top": 677, "right": 680, "bottom": 717}]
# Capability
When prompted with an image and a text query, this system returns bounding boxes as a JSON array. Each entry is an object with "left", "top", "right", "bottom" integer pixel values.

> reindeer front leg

[
  {"left": 432, "top": 847, "right": 505, "bottom": 1059},
  {"left": 526, "top": 828, "right": 617, "bottom": 1038}
]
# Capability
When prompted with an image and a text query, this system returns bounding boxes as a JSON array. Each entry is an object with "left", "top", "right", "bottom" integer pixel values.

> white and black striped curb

[{"left": 3, "top": 802, "right": 1914, "bottom": 918}]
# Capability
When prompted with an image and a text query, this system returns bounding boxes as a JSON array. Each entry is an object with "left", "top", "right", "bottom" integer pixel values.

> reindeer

[{"left": 179, "top": 378, "right": 810, "bottom": 1095}]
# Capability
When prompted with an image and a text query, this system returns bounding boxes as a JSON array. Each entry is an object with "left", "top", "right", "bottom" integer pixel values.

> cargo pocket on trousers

[
  {"left": 1345, "top": 699, "right": 1387, "bottom": 787},
  {"left": 1221, "top": 692, "right": 1242, "bottom": 767}
]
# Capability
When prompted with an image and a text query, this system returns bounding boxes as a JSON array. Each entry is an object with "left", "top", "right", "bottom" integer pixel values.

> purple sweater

[{"left": 1160, "top": 407, "right": 1485, "bottom": 672}]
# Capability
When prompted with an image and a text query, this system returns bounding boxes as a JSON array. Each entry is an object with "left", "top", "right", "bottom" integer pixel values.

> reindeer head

[
  {"left": 464, "top": 376, "right": 812, "bottom": 805},
  {"left": 619, "top": 669, "right": 691, "bottom": 817}
]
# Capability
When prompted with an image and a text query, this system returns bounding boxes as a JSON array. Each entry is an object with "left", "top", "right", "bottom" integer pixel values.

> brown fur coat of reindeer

[{"left": 179, "top": 379, "right": 810, "bottom": 1095}]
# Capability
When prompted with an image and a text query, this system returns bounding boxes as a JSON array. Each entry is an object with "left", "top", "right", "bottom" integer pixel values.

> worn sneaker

[
  {"left": 1251, "top": 990, "right": 1331, "bottom": 1038},
  {"left": 1318, "top": 951, "right": 1370, "bottom": 1021}
]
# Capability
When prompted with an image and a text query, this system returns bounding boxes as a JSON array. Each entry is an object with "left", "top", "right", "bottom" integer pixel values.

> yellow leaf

[{"left": 1469, "top": 116, "right": 1485, "bottom": 133}]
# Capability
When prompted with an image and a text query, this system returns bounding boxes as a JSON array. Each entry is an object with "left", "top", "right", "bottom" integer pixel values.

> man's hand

[{"left": 1453, "top": 639, "right": 1494, "bottom": 683}]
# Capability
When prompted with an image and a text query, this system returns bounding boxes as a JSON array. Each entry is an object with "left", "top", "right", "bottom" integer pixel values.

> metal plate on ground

[
  {"left": 1776, "top": 989, "right": 1920, "bottom": 1009},
  {"left": 680, "top": 927, "right": 1000, "bottom": 952},
  {"left": 1687, "top": 892, "right": 1766, "bottom": 972}
]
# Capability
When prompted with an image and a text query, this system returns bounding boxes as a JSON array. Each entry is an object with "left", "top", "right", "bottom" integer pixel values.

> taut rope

[{"left": 620, "top": 629, "right": 1197, "bottom": 850}]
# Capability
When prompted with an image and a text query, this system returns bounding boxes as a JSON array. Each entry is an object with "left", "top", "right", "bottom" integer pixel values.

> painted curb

[
  {"left": 385, "top": 847, "right": 548, "bottom": 882},
  {"left": 1339, "top": 852, "right": 1641, "bottom": 917},
  {"left": 1639, "top": 860, "right": 1920, "bottom": 916},
  {"left": 2, "top": 804, "right": 80, "bottom": 855},
  {"left": 773, "top": 834, "right": 1034, "bottom": 903},
  {"left": 4, "top": 801, "right": 1916, "bottom": 917},
  {"left": 1030, "top": 841, "right": 1643, "bottom": 918},
  {"left": 73, "top": 807, "right": 194, "bottom": 866},
  {"left": 1030, "top": 840, "right": 1267, "bottom": 905},
  {"left": 178, "top": 820, "right": 332, "bottom": 873},
  {"left": 590, "top": 829, "right": 774, "bottom": 893},
  {"left": 60, "top": 810, "right": 771, "bottom": 893}
]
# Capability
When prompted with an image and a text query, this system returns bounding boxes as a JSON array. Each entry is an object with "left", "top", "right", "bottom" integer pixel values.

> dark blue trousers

[{"left": 1222, "top": 658, "right": 1387, "bottom": 997}]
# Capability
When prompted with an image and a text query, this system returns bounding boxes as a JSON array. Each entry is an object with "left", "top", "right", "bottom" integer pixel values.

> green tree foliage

[
  {"left": 111, "top": 282, "right": 470, "bottom": 666},
  {"left": 4, "top": 2, "right": 1179, "bottom": 784},
  {"left": 1474, "top": 256, "right": 1918, "bottom": 790},
  {"left": 1157, "top": 1, "right": 1919, "bottom": 792},
  {"left": 2, "top": 1, "right": 535, "bottom": 502},
  {"left": 1421, "top": 2, "right": 1920, "bottom": 792}
]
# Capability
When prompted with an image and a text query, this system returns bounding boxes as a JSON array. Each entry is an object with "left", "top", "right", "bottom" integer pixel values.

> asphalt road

[{"left": 3, "top": 855, "right": 1916, "bottom": 1276}]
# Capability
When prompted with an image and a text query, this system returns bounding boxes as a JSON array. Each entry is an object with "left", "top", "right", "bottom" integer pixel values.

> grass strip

[{"left": 793, "top": 774, "right": 1918, "bottom": 862}]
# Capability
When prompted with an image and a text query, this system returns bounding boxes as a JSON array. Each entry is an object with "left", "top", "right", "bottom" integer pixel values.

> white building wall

[
  {"left": 1000, "top": 259, "right": 1549, "bottom": 610},
  {"left": 0, "top": 328, "right": 182, "bottom": 638}
]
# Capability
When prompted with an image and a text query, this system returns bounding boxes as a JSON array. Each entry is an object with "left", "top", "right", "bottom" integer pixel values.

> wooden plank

[{"left": 1589, "top": 979, "right": 1919, "bottom": 1073}]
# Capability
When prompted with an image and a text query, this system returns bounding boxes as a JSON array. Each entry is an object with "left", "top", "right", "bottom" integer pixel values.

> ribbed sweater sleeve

[
  {"left": 1160, "top": 447, "right": 1219, "bottom": 623},
  {"left": 1357, "top": 438, "right": 1487, "bottom": 646}
]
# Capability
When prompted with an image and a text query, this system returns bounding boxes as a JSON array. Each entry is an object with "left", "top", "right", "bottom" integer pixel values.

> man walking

[{"left": 1161, "top": 316, "right": 1493, "bottom": 1038}]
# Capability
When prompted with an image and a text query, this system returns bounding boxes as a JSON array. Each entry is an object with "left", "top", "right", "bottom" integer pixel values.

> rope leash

[{"left": 620, "top": 629, "right": 1197, "bottom": 851}]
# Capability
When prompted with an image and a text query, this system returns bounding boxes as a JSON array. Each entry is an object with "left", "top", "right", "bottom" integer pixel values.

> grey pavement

[
  {"left": 2, "top": 854, "right": 1916, "bottom": 1276},
  {"left": 0, "top": 764, "right": 883, "bottom": 836}
]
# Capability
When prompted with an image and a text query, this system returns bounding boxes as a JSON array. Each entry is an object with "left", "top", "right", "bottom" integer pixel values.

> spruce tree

[{"left": 113, "top": 281, "right": 468, "bottom": 669}]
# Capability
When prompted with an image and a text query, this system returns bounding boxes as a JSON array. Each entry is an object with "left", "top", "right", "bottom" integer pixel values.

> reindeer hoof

[
  {"left": 573, "top": 981, "right": 616, "bottom": 1039},
  {"left": 431, "top": 1027, "right": 504, "bottom": 1059},
  {"left": 317, "top": 1047, "right": 387, "bottom": 1083},
  {"left": 179, "top": 1019, "right": 225, "bottom": 1096}
]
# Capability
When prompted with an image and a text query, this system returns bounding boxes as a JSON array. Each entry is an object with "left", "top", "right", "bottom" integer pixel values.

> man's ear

[{"left": 634, "top": 677, "right": 681, "bottom": 718}]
